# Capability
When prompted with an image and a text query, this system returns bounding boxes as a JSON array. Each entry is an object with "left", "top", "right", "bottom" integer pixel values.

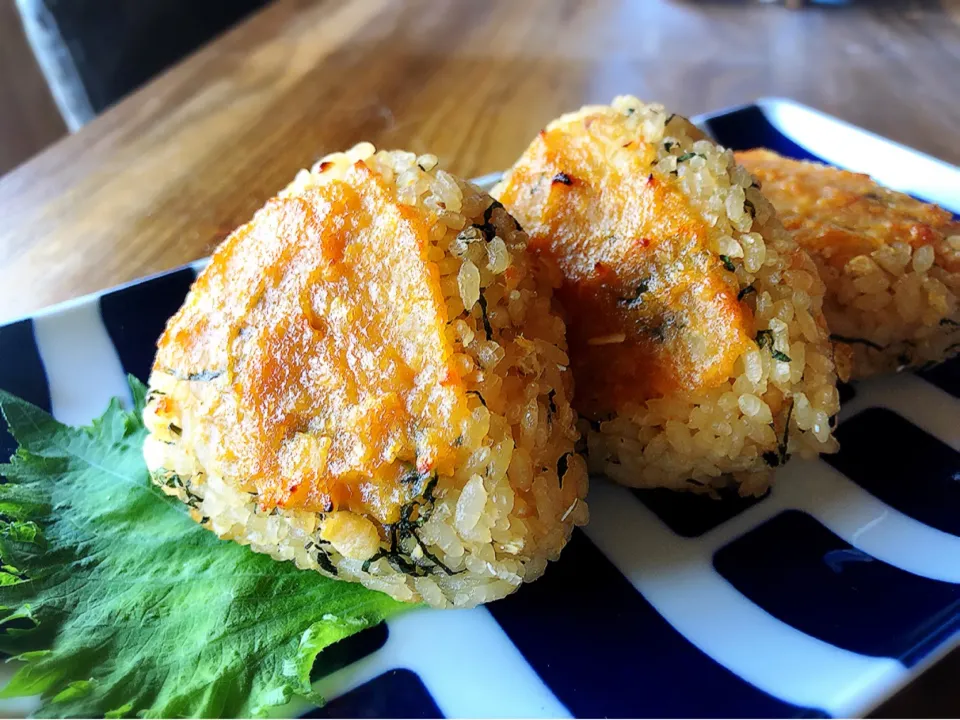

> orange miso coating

[
  {"left": 155, "top": 162, "right": 470, "bottom": 523},
  {"left": 497, "top": 121, "right": 753, "bottom": 418},
  {"left": 736, "top": 149, "right": 960, "bottom": 274}
]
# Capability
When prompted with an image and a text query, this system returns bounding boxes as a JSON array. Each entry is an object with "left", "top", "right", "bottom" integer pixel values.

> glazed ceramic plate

[{"left": 1, "top": 99, "right": 958, "bottom": 719}]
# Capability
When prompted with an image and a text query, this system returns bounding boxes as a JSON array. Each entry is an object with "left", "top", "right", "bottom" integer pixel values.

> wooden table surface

[
  {"left": 2, "top": 0, "right": 960, "bottom": 323},
  {"left": 0, "top": 0, "right": 958, "bottom": 715}
]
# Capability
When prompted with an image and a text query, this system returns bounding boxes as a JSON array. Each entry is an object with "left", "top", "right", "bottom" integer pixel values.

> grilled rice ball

[
  {"left": 142, "top": 143, "right": 588, "bottom": 608},
  {"left": 493, "top": 97, "right": 841, "bottom": 495},
  {"left": 737, "top": 149, "right": 960, "bottom": 379}
]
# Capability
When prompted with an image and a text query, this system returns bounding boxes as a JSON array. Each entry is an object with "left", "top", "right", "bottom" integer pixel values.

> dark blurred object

[
  {"left": 14, "top": 0, "right": 272, "bottom": 130},
  {"left": 762, "top": 0, "right": 854, "bottom": 6},
  {"left": 0, "top": 0, "right": 66, "bottom": 176}
]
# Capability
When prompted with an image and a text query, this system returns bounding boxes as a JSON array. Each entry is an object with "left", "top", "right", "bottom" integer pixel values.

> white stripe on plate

[
  {"left": 32, "top": 300, "right": 131, "bottom": 425},
  {"left": 274, "top": 608, "right": 570, "bottom": 719},
  {"left": 0, "top": 663, "right": 39, "bottom": 718},
  {"left": 755, "top": 98, "right": 960, "bottom": 212},
  {"left": 774, "top": 458, "right": 960, "bottom": 584},
  {"left": 839, "top": 372, "right": 960, "bottom": 452},
  {"left": 471, "top": 172, "right": 503, "bottom": 192},
  {"left": 583, "top": 481, "right": 906, "bottom": 718}
]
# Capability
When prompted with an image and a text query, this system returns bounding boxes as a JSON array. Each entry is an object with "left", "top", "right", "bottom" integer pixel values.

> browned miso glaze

[
  {"left": 497, "top": 119, "right": 754, "bottom": 418},
  {"left": 155, "top": 163, "right": 471, "bottom": 522}
]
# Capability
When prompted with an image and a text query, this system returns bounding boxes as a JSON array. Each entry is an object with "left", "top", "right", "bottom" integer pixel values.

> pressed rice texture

[
  {"left": 494, "top": 97, "right": 841, "bottom": 495},
  {"left": 737, "top": 149, "right": 960, "bottom": 379},
  {"left": 142, "top": 143, "right": 589, "bottom": 608}
]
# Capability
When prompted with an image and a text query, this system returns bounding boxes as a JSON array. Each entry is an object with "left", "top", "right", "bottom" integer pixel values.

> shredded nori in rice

[
  {"left": 467, "top": 390, "right": 487, "bottom": 408},
  {"left": 737, "top": 284, "right": 756, "bottom": 301},
  {"left": 156, "top": 469, "right": 184, "bottom": 490},
  {"left": 455, "top": 225, "right": 485, "bottom": 247},
  {"left": 410, "top": 530, "right": 460, "bottom": 577},
  {"left": 154, "top": 469, "right": 203, "bottom": 510},
  {"left": 477, "top": 293, "right": 494, "bottom": 339},
  {"left": 556, "top": 452, "right": 572, "bottom": 488},
  {"left": 399, "top": 463, "right": 430, "bottom": 485},
  {"left": 646, "top": 312, "right": 685, "bottom": 343},
  {"left": 454, "top": 220, "right": 496, "bottom": 342},
  {"left": 161, "top": 368, "right": 225, "bottom": 382},
  {"left": 314, "top": 545, "right": 338, "bottom": 576},
  {"left": 473, "top": 199, "right": 522, "bottom": 239},
  {"left": 668, "top": 151, "right": 705, "bottom": 176},
  {"left": 755, "top": 329, "right": 791, "bottom": 362},
  {"left": 363, "top": 474, "right": 462, "bottom": 577},
  {"left": 719, "top": 255, "right": 736, "bottom": 272},
  {"left": 618, "top": 279, "right": 650, "bottom": 308},
  {"left": 779, "top": 399, "right": 794, "bottom": 464},
  {"left": 763, "top": 399, "right": 794, "bottom": 467}
]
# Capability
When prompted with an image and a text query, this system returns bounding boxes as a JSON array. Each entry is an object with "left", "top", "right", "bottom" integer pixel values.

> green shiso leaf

[{"left": 0, "top": 376, "right": 409, "bottom": 718}]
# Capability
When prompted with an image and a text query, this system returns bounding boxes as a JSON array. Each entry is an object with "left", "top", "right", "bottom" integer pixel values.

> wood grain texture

[
  {"left": 0, "top": 0, "right": 959, "bottom": 715},
  {"left": 1, "top": 0, "right": 960, "bottom": 321}
]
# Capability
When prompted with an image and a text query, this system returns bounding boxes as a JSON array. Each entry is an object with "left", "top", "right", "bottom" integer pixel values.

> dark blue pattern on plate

[
  {"left": 99, "top": 266, "right": 197, "bottom": 382},
  {"left": 633, "top": 486, "right": 768, "bottom": 538},
  {"left": 487, "top": 530, "right": 825, "bottom": 718},
  {"left": 702, "top": 104, "right": 959, "bottom": 217},
  {"left": 824, "top": 408, "right": 960, "bottom": 537},
  {"left": 836, "top": 381, "right": 857, "bottom": 405},
  {"left": 918, "top": 356, "right": 960, "bottom": 400},
  {"left": 300, "top": 669, "right": 443, "bottom": 719},
  {"left": 714, "top": 510, "right": 960, "bottom": 666},
  {"left": 0, "top": 319, "right": 51, "bottom": 463},
  {"left": 311, "top": 624, "right": 389, "bottom": 682},
  {"left": 701, "top": 105, "right": 822, "bottom": 162}
]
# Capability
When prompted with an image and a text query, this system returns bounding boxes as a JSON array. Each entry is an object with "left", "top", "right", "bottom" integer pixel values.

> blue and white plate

[{"left": 1, "top": 98, "right": 958, "bottom": 719}]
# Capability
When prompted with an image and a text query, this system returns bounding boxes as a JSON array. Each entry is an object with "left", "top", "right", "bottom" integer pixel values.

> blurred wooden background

[
  {"left": 0, "top": 0, "right": 66, "bottom": 176},
  {"left": 3, "top": 0, "right": 960, "bottom": 323},
  {"left": 0, "top": 0, "right": 960, "bottom": 716},
  {"left": 3, "top": 0, "right": 960, "bottom": 178}
]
